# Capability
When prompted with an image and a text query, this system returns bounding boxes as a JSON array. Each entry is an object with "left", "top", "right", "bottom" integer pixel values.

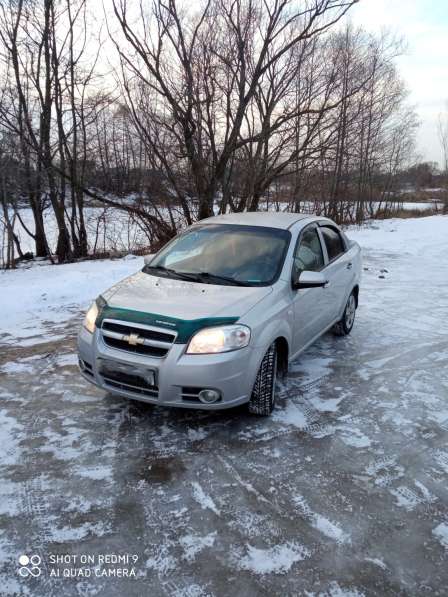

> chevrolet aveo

[{"left": 78, "top": 212, "right": 361, "bottom": 415}]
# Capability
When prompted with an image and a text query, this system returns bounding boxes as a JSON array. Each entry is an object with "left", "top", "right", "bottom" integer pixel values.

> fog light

[{"left": 198, "top": 389, "right": 221, "bottom": 404}]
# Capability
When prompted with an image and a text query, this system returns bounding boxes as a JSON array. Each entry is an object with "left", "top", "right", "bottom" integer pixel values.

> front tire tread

[{"left": 248, "top": 343, "right": 277, "bottom": 416}]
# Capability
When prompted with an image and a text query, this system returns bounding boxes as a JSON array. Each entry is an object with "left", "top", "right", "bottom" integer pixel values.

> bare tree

[
  {"left": 110, "top": 0, "right": 358, "bottom": 219},
  {"left": 0, "top": 0, "right": 107, "bottom": 261},
  {"left": 437, "top": 102, "right": 448, "bottom": 176}
]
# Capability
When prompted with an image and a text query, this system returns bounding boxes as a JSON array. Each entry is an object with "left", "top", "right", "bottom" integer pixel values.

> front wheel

[
  {"left": 332, "top": 291, "right": 356, "bottom": 336},
  {"left": 248, "top": 343, "right": 278, "bottom": 416}
]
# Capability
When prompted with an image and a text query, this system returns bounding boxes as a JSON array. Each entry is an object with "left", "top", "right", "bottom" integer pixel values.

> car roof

[{"left": 199, "top": 211, "right": 312, "bottom": 230}]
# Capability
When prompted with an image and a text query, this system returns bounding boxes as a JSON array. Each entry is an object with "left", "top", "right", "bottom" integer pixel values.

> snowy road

[{"left": 1, "top": 216, "right": 448, "bottom": 596}]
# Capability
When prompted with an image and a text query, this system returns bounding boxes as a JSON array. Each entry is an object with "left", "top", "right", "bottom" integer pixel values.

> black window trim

[
  {"left": 290, "top": 222, "right": 326, "bottom": 287},
  {"left": 317, "top": 223, "right": 347, "bottom": 267}
]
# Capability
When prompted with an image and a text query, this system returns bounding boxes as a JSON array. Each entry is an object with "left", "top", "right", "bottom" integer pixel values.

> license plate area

[{"left": 98, "top": 358, "right": 157, "bottom": 388}]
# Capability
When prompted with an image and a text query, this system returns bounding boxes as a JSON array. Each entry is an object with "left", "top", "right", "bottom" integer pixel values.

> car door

[
  {"left": 318, "top": 224, "right": 354, "bottom": 325},
  {"left": 291, "top": 224, "right": 332, "bottom": 355}
]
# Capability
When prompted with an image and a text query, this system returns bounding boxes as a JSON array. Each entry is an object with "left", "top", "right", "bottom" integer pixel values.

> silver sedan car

[{"left": 78, "top": 212, "right": 361, "bottom": 415}]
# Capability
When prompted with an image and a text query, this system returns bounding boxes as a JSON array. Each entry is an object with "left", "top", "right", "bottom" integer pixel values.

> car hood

[{"left": 101, "top": 271, "right": 272, "bottom": 322}]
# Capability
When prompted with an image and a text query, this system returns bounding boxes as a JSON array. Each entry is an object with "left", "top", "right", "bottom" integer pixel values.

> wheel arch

[
  {"left": 275, "top": 336, "right": 289, "bottom": 376},
  {"left": 352, "top": 284, "right": 359, "bottom": 308}
]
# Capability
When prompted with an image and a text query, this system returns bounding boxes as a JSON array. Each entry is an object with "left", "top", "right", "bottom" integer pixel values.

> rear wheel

[
  {"left": 248, "top": 343, "right": 278, "bottom": 416},
  {"left": 333, "top": 291, "right": 356, "bottom": 336}
]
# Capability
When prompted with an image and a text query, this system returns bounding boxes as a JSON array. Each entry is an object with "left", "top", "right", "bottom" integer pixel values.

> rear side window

[{"left": 320, "top": 226, "right": 345, "bottom": 261}]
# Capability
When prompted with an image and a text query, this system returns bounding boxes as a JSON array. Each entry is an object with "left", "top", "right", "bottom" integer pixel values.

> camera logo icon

[{"left": 19, "top": 555, "right": 41, "bottom": 578}]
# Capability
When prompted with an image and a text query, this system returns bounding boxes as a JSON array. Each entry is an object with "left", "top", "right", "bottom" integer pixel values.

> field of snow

[{"left": 0, "top": 215, "right": 448, "bottom": 596}]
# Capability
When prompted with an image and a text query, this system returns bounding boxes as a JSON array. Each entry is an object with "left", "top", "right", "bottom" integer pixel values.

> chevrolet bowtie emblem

[{"left": 123, "top": 333, "right": 145, "bottom": 346}]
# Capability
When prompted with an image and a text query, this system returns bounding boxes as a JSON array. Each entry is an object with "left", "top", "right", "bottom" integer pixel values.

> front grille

[
  {"left": 101, "top": 369, "right": 158, "bottom": 398},
  {"left": 101, "top": 318, "right": 176, "bottom": 358},
  {"left": 102, "top": 321, "right": 175, "bottom": 343},
  {"left": 103, "top": 335, "right": 167, "bottom": 356}
]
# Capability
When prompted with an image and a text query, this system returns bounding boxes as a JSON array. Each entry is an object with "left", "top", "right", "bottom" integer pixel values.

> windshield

[{"left": 145, "top": 224, "right": 291, "bottom": 286}]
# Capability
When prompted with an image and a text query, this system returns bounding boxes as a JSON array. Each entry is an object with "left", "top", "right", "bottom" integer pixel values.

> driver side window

[{"left": 293, "top": 227, "right": 324, "bottom": 275}]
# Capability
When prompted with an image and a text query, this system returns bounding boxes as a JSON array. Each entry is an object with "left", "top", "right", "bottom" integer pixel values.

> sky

[
  {"left": 350, "top": 0, "right": 448, "bottom": 166},
  {"left": 100, "top": 0, "right": 447, "bottom": 167}
]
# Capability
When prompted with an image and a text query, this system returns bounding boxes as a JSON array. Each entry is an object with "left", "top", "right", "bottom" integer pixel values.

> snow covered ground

[
  {"left": 0, "top": 215, "right": 448, "bottom": 596},
  {"left": 0, "top": 254, "right": 144, "bottom": 345}
]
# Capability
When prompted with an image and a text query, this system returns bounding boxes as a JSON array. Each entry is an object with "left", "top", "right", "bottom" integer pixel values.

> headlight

[
  {"left": 186, "top": 325, "right": 251, "bottom": 354},
  {"left": 83, "top": 301, "right": 99, "bottom": 333}
]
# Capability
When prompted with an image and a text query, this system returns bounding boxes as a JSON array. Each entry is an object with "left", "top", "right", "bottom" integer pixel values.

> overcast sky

[{"left": 350, "top": 0, "right": 448, "bottom": 166}]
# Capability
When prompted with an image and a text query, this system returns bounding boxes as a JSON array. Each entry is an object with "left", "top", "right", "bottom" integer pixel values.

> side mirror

[
  {"left": 292, "top": 270, "right": 328, "bottom": 290},
  {"left": 143, "top": 254, "right": 154, "bottom": 266}
]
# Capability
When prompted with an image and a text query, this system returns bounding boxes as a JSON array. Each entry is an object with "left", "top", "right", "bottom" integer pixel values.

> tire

[
  {"left": 248, "top": 343, "right": 278, "bottom": 416},
  {"left": 332, "top": 291, "right": 356, "bottom": 336}
]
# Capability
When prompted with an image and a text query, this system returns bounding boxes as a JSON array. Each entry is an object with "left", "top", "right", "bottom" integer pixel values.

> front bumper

[{"left": 77, "top": 326, "right": 260, "bottom": 410}]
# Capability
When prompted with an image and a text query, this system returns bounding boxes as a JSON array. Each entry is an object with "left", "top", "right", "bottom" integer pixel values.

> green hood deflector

[{"left": 96, "top": 305, "right": 239, "bottom": 344}]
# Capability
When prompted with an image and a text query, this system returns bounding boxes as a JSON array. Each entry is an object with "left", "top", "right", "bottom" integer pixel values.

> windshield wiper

[
  {"left": 143, "top": 265, "right": 202, "bottom": 282},
  {"left": 193, "top": 271, "right": 247, "bottom": 286},
  {"left": 144, "top": 265, "right": 247, "bottom": 286}
]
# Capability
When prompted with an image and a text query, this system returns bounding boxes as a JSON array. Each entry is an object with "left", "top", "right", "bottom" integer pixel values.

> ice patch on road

[
  {"left": 228, "top": 510, "right": 278, "bottom": 539},
  {"left": 40, "top": 423, "right": 85, "bottom": 461},
  {"left": 76, "top": 465, "right": 112, "bottom": 481},
  {"left": 171, "top": 584, "right": 209, "bottom": 597},
  {"left": 191, "top": 482, "right": 220, "bottom": 515},
  {"left": 365, "top": 457, "right": 404, "bottom": 487},
  {"left": 146, "top": 543, "right": 178, "bottom": 574},
  {"left": 238, "top": 541, "right": 309, "bottom": 574},
  {"left": 272, "top": 402, "right": 308, "bottom": 429},
  {"left": 1, "top": 331, "right": 66, "bottom": 348},
  {"left": 338, "top": 427, "right": 371, "bottom": 448},
  {"left": 180, "top": 531, "right": 217, "bottom": 562},
  {"left": 289, "top": 355, "right": 334, "bottom": 382},
  {"left": 0, "top": 480, "right": 22, "bottom": 517},
  {"left": 50, "top": 520, "right": 110, "bottom": 542},
  {"left": 429, "top": 409, "right": 448, "bottom": 427},
  {"left": 65, "top": 496, "right": 110, "bottom": 514},
  {"left": 390, "top": 481, "right": 437, "bottom": 511},
  {"left": 317, "top": 581, "right": 366, "bottom": 596},
  {"left": 433, "top": 450, "right": 448, "bottom": 474},
  {"left": 433, "top": 522, "right": 448, "bottom": 550},
  {"left": 313, "top": 516, "right": 350, "bottom": 544},
  {"left": 293, "top": 495, "right": 350, "bottom": 544},
  {"left": 0, "top": 571, "right": 31, "bottom": 597},
  {"left": 0, "top": 409, "right": 23, "bottom": 466},
  {"left": 55, "top": 353, "right": 78, "bottom": 367},
  {"left": 217, "top": 454, "right": 270, "bottom": 504},
  {"left": 187, "top": 427, "right": 208, "bottom": 442},
  {"left": 365, "top": 557, "right": 387, "bottom": 570},
  {"left": 310, "top": 395, "right": 344, "bottom": 413},
  {"left": 0, "top": 360, "right": 36, "bottom": 374}
]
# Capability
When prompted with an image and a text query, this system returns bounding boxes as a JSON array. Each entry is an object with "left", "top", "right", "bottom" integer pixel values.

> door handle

[{"left": 346, "top": 262, "right": 352, "bottom": 270}]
